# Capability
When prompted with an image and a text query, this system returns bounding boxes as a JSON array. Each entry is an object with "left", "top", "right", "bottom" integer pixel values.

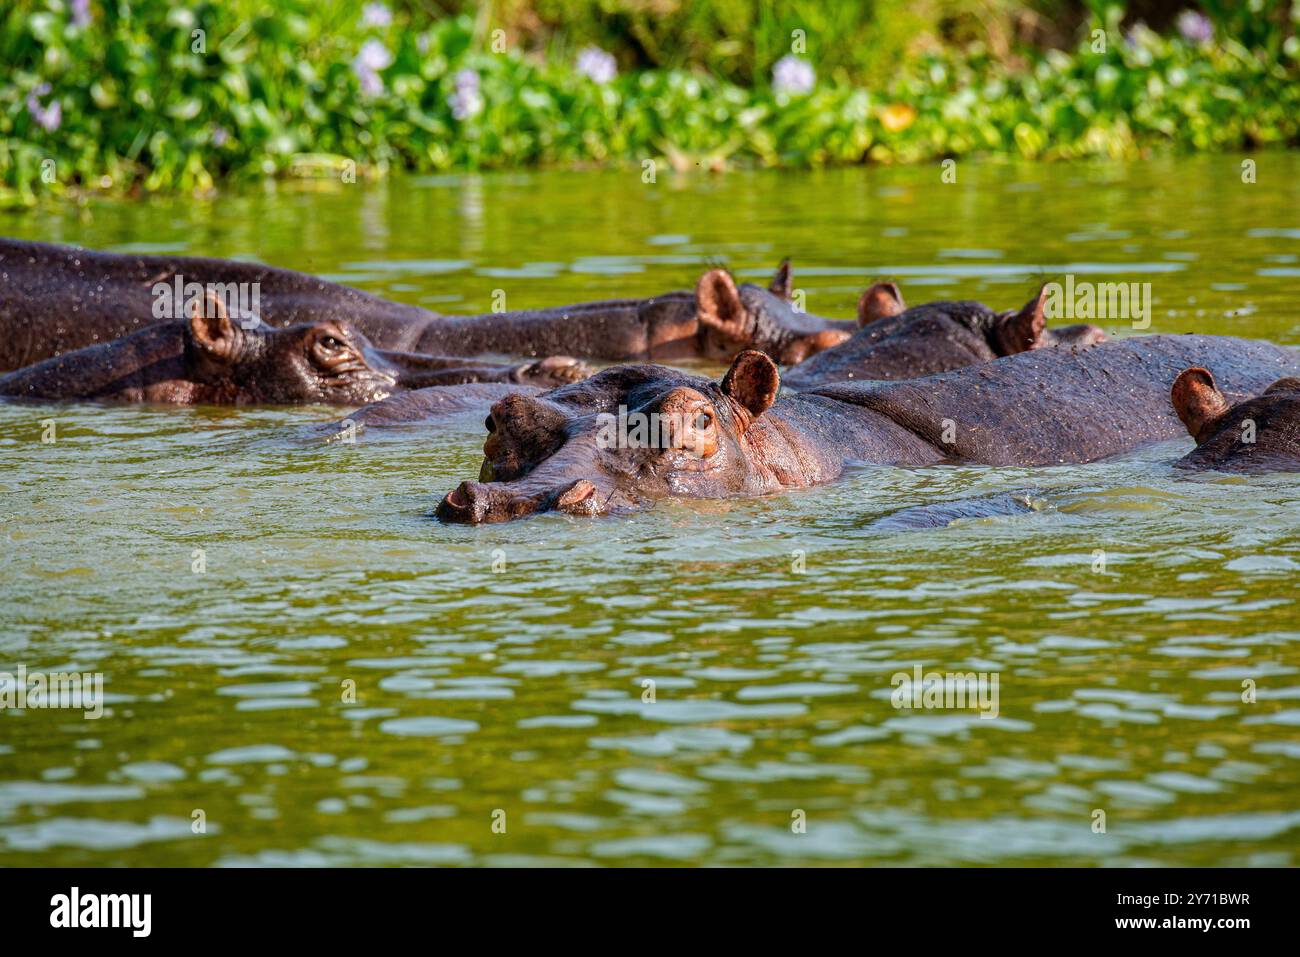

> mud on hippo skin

[
  {"left": 0, "top": 292, "right": 589, "bottom": 405},
  {"left": 435, "top": 334, "right": 1300, "bottom": 523},
  {"left": 782, "top": 283, "right": 1107, "bottom": 389},
  {"left": 1172, "top": 367, "right": 1300, "bottom": 472}
]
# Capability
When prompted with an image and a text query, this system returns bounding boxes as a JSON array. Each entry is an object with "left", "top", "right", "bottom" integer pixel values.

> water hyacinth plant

[
  {"left": 772, "top": 56, "right": 816, "bottom": 97},
  {"left": 575, "top": 47, "right": 617, "bottom": 85},
  {"left": 0, "top": 1, "right": 1297, "bottom": 202}
]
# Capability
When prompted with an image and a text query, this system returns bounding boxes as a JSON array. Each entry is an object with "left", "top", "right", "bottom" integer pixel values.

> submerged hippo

[
  {"left": 435, "top": 335, "right": 1300, "bottom": 523},
  {"left": 0, "top": 293, "right": 588, "bottom": 405},
  {"left": 1171, "top": 367, "right": 1300, "bottom": 472},
  {"left": 0, "top": 238, "right": 852, "bottom": 370},
  {"left": 782, "top": 284, "right": 1107, "bottom": 389}
]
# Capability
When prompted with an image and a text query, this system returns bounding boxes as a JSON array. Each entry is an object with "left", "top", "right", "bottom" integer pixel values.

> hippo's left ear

[
  {"left": 721, "top": 350, "right": 780, "bottom": 428},
  {"left": 696, "top": 269, "right": 751, "bottom": 342},
  {"left": 187, "top": 291, "right": 242, "bottom": 362},
  {"left": 1172, "top": 367, "right": 1231, "bottom": 443},
  {"left": 768, "top": 259, "right": 794, "bottom": 301},
  {"left": 991, "top": 286, "right": 1048, "bottom": 355}
]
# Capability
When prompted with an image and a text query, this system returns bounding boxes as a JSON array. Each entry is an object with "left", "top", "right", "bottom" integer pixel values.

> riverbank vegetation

[{"left": 2, "top": 1, "right": 1297, "bottom": 201}]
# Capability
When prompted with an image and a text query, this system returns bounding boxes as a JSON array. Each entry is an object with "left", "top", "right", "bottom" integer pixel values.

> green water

[{"left": 2, "top": 157, "right": 1299, "bottom": 866}]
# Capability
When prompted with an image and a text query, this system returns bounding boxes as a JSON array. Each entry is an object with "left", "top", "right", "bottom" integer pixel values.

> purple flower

[
  {"left": 211, "top": 126, "right": 229, "bottom": 147},
  {"left": 68, "top": 0, "right": 91, "bottom": 28},
  {"left": 361, "top": 4, "right": 392, "bottom": 29},
  {"left": 454, "top": 69, "right": 479, "bottom": 95},
  {"left": 352, "top": 40, "right": 393, "bottom": 97},
  {"left": 26, "top": 83, "right": 62, "bottom": 133},
  {"left": 356, "top": 39, "right": 393, "bottom": 72},
  {"left": 447, "top": 69, "right": 483, "bottom": 119},
  {"left": 576, "top": 46, "right": 617, "bottom": 84},
  {"left": 772, "top": 55, "right": 815, "bottom": 96},
  {"left": 1176, "top": 10, "right": 1213, "bottom": 44}
]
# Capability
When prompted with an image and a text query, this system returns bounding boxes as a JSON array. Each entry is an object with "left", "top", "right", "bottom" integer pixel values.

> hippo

[
  {"left": 781, "top": 283, "right": 1107, "bottom": 389},
  {"left": 1171, "top": 367, "right": 1300, "bottom": 472},
  {"left": 0, "top": 238, "right": 853, "bottom": 370},
  {"left": 0, "top": 293, "right": 588, "bottom": 405},
  {"left": 321, "top": 384, "right": 546, "bottom": 441},
  {"left": 435, "top": 334, "right": 1300, "bottom": 523}
]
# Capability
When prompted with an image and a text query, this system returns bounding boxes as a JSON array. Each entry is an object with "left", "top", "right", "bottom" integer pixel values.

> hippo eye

[
  {"left": 319, "top": 335, "right": 345, "bottom": 351},
  {"left": 694, "top": 411, "right": 713, "bottom": 430}
]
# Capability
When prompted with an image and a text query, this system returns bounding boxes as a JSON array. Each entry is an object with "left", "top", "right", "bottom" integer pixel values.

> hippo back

[
  {"left": 809, "top": 335, "right": 1300, "bottom": 466},
  {"left": 0, "top": 238, "right": 436, "bottom": 370},
  {"left": 343, "top": 383, "right": 543, "bottom": 428}
]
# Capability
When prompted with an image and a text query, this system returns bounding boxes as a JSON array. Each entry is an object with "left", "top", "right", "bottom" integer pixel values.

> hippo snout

[{"left": 436, "top": 478, "right": 602, "bottom": 524}]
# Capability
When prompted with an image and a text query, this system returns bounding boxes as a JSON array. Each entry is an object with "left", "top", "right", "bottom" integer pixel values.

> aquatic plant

[{"left": 1, "top": 2, "right": 1296, "bottom": 202}]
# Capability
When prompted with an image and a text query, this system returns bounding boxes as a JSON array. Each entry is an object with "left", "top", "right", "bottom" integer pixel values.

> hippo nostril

[
  {"left": 555, "top": 479, "right": 599, "bottom": 516},
  {"left": 444, "top": 483, "right": 472, "bottom": 511},
  {"left": 436, "top": 481, "right": 486, "bottom": 524}
]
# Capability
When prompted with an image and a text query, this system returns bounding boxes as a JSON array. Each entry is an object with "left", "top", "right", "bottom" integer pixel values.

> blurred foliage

[
  {"left": 464, "top": 0, "right": 1086, "bottom": 82},
  {"left": 1, "top": 1, "right": 1298, "bottom": 202}
]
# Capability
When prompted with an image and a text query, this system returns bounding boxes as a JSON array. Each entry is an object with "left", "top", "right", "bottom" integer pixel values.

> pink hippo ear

[
  {"left": 696, "top": 268, "right": 752, "bottom": 343},
  {"left": 857, "top": 281, "right": 905, "bottom": 326},
  {"left": 188, "top": 291, "right": 243, "bottom": 362},
  {"left": 768, "top": 259, "right": 794, "bottom": 300},
  {"left": 1172, "top": 367, "right": 1231, "bottom": 442},
  {"left": 720, "top": 349, "right": 780, "bottom": 429},
  {"left": 991, "top": 286, "right": 1048, "bottom": 355}
]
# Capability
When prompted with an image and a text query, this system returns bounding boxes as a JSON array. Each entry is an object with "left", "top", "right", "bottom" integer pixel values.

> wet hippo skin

[
  {"left": 435, "top": 334, "right": 1300, "bottom": 523},
  {"left": 0, "top": 239, "right": 853, "bottom": 369}
]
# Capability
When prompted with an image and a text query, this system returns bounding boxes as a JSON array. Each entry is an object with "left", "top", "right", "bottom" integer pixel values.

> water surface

[{"left": 2, "top": 157, "right": 1299, "bottom": 865}]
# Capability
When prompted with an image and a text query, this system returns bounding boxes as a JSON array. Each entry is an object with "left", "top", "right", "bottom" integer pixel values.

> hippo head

[
  {"left": 183, "top": 290, "right": 593, "bottom": 404},
  {"left": 992, "top": 288, "right": 1109, "bottom": 354},
  {"left": 437, "top": 351, "right": 784, "bottom": 523},
  {"left": 1172, "top": 367, "right": 1300, "bottom": 472},
  {"left": 860, "top": 284, "right": 1107, "bottom": 355},
  {"left": 783, "top": 284, "right": 1108, "bottom": 387},
  {"left": 693, "top": 262, "right": 852, "bottom": 365},
  {"left": 185, "top": 293, "right": 401, "bottom": 405}
]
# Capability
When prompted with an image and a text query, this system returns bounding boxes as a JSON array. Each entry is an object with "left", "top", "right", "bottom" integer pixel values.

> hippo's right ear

[
  {"left": 696, "top": 269, "right": 750, "bottom": 341},
  {"left": 857, "top": 281, "right": 905, "bottom": 326},
  {"left": 1172, "top": 367, "right": 1231, "bottom": 443},
  {"left": 768, "top": 259, "right": 794, "bottom": 301},
  {"left": 188, "top": 291, "right": 242, "bottom": 362},
  {"left": 991, "top": 286, "right": 1048, "bottom": 355},
  {"left": 721, "top": 350, "right": 780, "bottom": 429}
]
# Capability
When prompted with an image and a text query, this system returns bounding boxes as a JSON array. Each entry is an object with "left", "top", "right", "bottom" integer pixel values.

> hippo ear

[
  {"left": 696, "top": 269, "right": 750, "bottom": 341},
  {"left": 188, "top": 291, "right": 242, "bottom": 362},
  {"left": 768, "top": 259, "right": 793, "bottom": 301},
  {"left": 857, "top": 281, "right": 905, "bottom": 327},
  {"left": 721, "top": 350, "right": 780, "bottom": 427},
  {"left": 1264, "top": 376, "right": 1300, "bottom": 395},
  {"left": 991, "top": 286, "right": 1048, "bottom": 355},
  {"left": 1172, "top": 367, "right": 1231, "bottom": 442}
]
